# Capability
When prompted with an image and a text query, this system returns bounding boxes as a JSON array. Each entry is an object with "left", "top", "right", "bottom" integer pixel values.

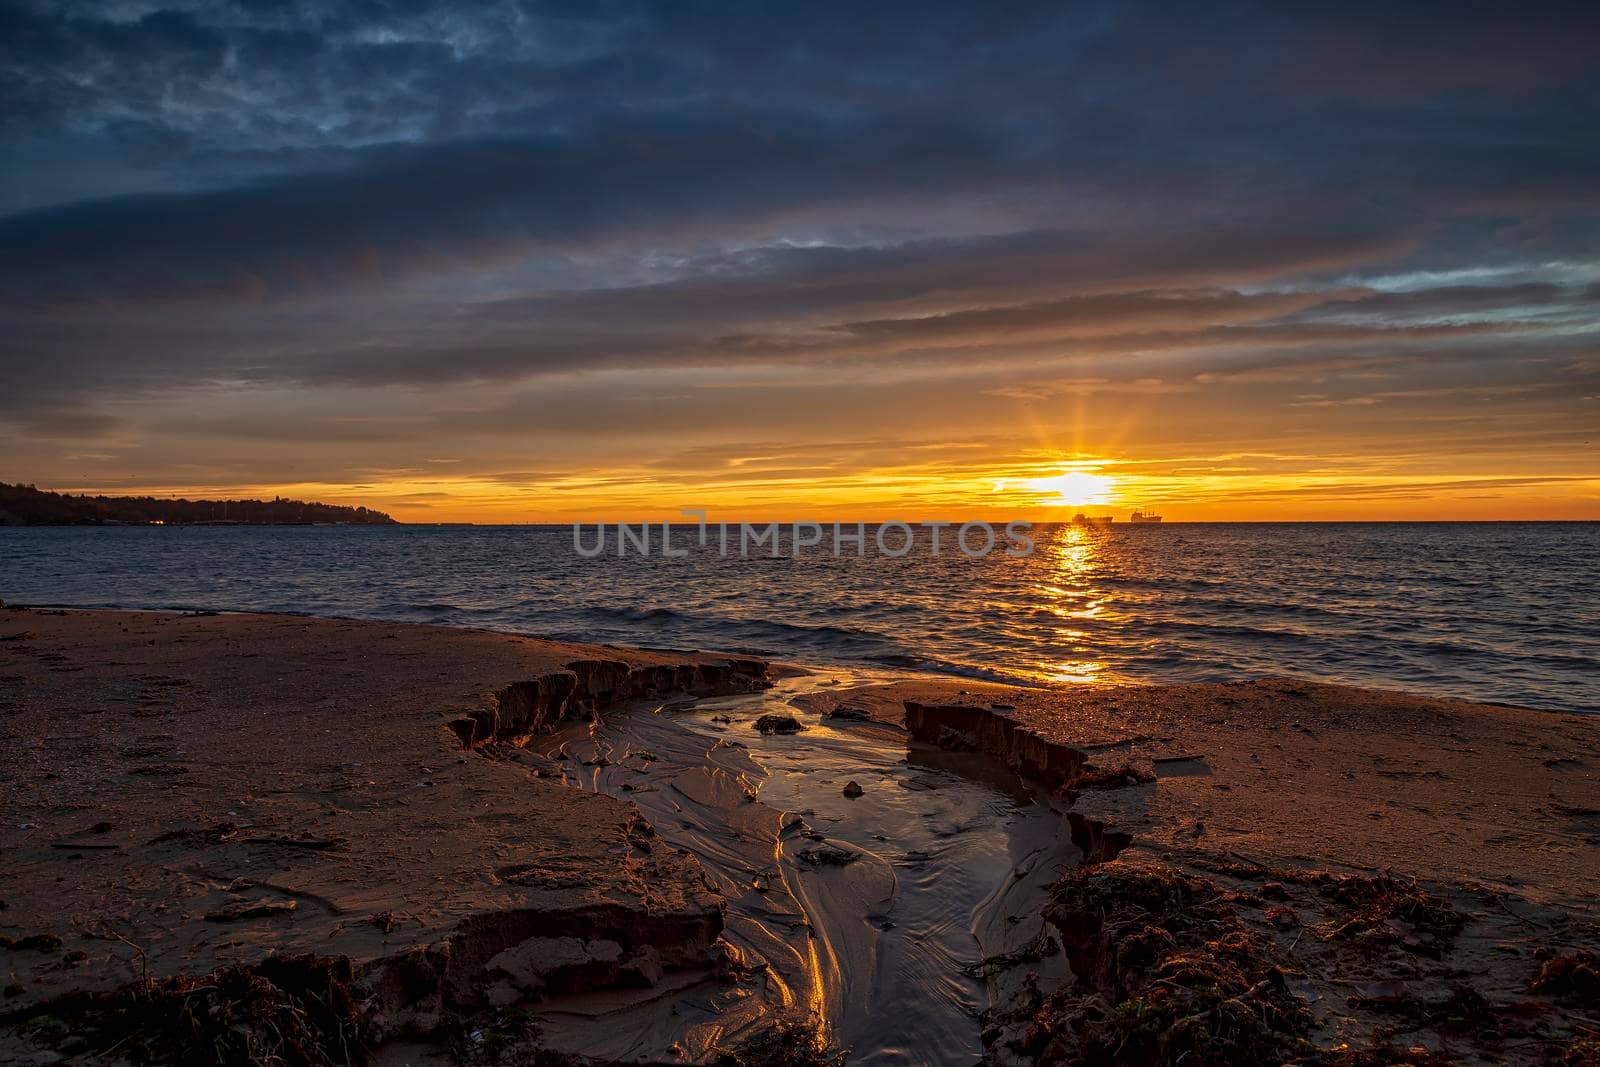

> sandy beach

[{"left": 3, "top": 607, "right": 1597, "bottom": 1065}]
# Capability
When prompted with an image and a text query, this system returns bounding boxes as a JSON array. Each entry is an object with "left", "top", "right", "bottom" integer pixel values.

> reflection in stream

[{"left": 539, "top": 671, "right": 1079, "bottom": 1064}]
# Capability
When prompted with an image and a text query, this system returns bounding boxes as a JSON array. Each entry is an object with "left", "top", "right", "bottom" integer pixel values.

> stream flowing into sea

[
  {"left": 1, "top": 522, "right": 1595, "bottom": 711},
  {"left": 530, "top": 669, "right": 1074, "bottom": 1064}
]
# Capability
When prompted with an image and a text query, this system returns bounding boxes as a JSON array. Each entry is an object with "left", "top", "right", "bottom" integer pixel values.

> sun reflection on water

[{"left": 1029, "top": 524, "right": 1118, "bottom": 685}]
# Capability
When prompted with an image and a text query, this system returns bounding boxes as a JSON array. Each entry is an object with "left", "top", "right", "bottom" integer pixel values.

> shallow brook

[{"left": 537, "top": 670, "right": 1078, "bottom": 1064}]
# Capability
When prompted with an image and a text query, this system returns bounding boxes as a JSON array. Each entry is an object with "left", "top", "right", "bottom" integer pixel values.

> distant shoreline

[{"left": 0, "top": 481, "right": 397, "bottom": 526}]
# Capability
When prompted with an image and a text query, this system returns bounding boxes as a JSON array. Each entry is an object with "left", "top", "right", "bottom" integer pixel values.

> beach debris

[
  {"left": 961, "top": 931, "right": 1058, "bottom": 977},
  {"left": 1071, "top": 762, "right": 1156, "bottom": 791},
  {"left": 710, "top": 1019, "right": 844, "bottom": 1066},
  {"left": 842, "top": 780, "right": 864, "bottom": 798},
  {"left": 204, "top": 899, "right": 298, "bottom": 922},
  {"left": 370, "top": 910, "right": 402, "bottom": 934},
  {"left": 240, "top": 835, "right": 346, "bottom": 850},
  {"left": 1030, "top": 860, "right": 1314, "bottom": 1065},
  {"left": 754, "top": 714, "right": 806, "bottom": 735},
  {"left": 796, "top": 843, "right": 859, "bottom": 867},
  {"left": 4, "top": 954, "right": 363, "bottom": 1065},
  {"left": 1311, "top": 872, "right": 1465, "bottom": 955},
  {"left": 148, "top": 821, "right": 240, "bottom": 849},
  {"left": 1531, "top": 949, "right": 1599, "bottom": 999}
]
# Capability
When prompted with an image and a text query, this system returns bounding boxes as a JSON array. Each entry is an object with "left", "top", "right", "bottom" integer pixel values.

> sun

[{"left": 1020, "top": 469, "right": 1116, "bottom": 507}]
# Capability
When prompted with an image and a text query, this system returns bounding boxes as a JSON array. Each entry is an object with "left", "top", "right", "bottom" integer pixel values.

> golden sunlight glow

[
  {"left": 77, "top": 446, "right": 1600, "bottom": 523},
  {"left": 1032, "top": 524, "right": 1114, "bottom": 685},
  {"left": 1018, "top": 469, "right": 1116, "bottom": 507}
]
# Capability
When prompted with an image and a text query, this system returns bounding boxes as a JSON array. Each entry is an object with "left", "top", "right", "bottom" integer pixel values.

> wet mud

[{"left": 534, "top": 670, "right": 1080, "bottom": 1064}]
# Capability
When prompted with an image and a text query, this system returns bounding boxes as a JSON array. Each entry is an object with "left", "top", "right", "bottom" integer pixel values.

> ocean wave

[
  {"left": 870, "top": 654, "right": 1044, "bottom": 687},
  {"left": 587, "top": 604, "right": 681, "bottom": 623},
  {"left": 564, "top": 602, "right": 908, "bottom": 659},
  {"left": 4, "top": 522, "right": 1596, "bottom": 713}
]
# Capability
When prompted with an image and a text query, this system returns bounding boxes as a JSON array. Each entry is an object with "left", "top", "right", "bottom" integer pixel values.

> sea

[{"left": 2, "top": 522, "right": 1595, "bottom": 712}]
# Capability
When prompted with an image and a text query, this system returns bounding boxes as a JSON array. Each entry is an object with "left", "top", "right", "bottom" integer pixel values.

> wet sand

[
  {"left": 792, "top": 675, "right": 1600, "bottom": 906},
  {"left": 796, "top": 676, "right": 1600, "bottom": 1062},
  {"left": 0, "top": 608, "right": 773, "bottom": 1064},
  {"left": 528, "top": 668, "right": 1076, "bottom": 1064},
  {"left": 3, "top": 607, "right": 1599, "bottom": 1064}
]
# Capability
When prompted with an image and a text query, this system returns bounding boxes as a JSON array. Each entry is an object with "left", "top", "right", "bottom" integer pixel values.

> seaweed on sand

[
  {"left": 1022, "top": 859, "right": 1316, "bottom": 1066},
  {"left": 1531, "top": 950, "right": 1600, "bottom": 1003},
  {"left": 3, "top": 954, "right": 365, "bottom": 1065},
  {"left": 1310, "top": 872, "right": 1465, "bottom": 957},
  {"left": 1319, "top": 1046, "right": 1460, "bottom": 1065},
  {"left": 444, "top": 1006, "right": 579, "bottom": 1066},
  {"left": 963, "top": 931, "right": 1060, "bottom": 979},
  {"left": 1551, "top": 1038, "right": 1600, "bottom": 1066},
  {"left": 711, "top": 1019, "right": 846, "bottom": 1066},
  {"left": 1067, "top": 763, "right": 1155, "bottom": 794},
  {"left": 1187, "top": 860, "right": 1466, "bottom": 958},
  {"left": 1344, "top": 984, "right": 1506, "bottom": 1045}
]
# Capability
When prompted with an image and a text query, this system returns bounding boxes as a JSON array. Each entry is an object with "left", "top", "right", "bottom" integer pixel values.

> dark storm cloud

[
  {"left": 3, "top": 1, "right": 1598, "bottom": 299},
  {"left": 0, "top": 222, "right": 1409, "bottom": 403},
  {"left": 0, "top": 0, "right": 1597, "bottom": 454},
  {"left": 0, "top": 107, "right": 1027, "bottom": 304},
  {"left": 0, "top": 228, "right": 1583, "bottom": 410},
  {"left": 470, "top": 228, "right": 1406, "bottom": 328}
]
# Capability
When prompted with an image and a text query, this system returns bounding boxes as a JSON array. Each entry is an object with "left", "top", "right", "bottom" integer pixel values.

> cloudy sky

[{"left": 2, "top": 1, "right": 1597, "bottom": 520}]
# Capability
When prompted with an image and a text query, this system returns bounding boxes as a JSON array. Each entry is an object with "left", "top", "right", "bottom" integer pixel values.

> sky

[{"left": 1, "top": 1, "right": 1597, "bottom": 522}]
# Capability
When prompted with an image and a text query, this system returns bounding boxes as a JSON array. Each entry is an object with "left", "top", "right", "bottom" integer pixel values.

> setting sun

[{"left": 1018, "top": 470, "right": 1117, "bottom": 507}]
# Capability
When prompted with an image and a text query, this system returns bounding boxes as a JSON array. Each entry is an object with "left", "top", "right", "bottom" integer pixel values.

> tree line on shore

[{"left": 0, "top": 482, "right": 397, "bottom": 526}]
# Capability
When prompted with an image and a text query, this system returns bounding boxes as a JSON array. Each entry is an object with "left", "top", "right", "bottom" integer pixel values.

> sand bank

[
  {"left": 0, "top": 608, "right": 771, "bottom": 1064},
  {"left": 795, "top": 677, "right": 1600, "bottom": 1063},
  {"left": 2, "top": 608, "right": 1597, "bottom": 1065}
]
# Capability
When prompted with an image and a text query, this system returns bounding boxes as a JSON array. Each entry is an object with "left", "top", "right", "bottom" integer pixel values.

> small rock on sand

[
  {"left": 842, "top": 780, "right": 864, "bottom": 798},
  {"left": 754, "top": 714, "right": 805, "bottom": 735},
  {"left": 796, "top": 843, "right": 859, "bottom": 867}
]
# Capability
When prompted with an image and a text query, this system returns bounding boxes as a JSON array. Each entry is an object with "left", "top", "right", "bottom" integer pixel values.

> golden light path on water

[{"left": 1029, "top": 523, "right": 1116, "bottom": 685}]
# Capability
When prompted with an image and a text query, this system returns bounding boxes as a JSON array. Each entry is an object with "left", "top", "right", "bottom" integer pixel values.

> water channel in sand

[{"left": 533, "top": 669, "right": 1080, "bottom": 1064}]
